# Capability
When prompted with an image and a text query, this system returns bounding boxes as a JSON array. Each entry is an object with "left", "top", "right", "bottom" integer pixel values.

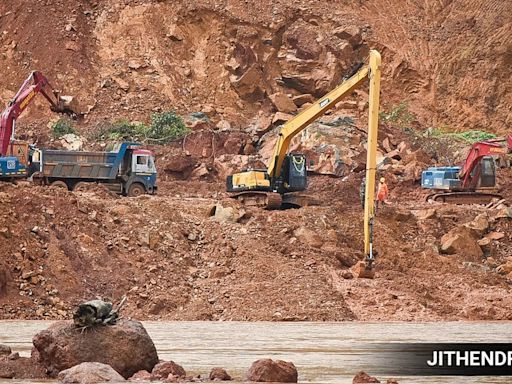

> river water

[{"left": 1, "top": 321, "right": 511, "bottom": 383}]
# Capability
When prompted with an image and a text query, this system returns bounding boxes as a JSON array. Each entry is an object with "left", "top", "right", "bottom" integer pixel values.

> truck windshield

[{"left": 148, "top": 157, "right": 156, "bottom": 173}]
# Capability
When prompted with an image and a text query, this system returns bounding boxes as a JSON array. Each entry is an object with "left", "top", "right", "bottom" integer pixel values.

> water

[{"left": 1, "top": 321, "right": 511, "bottom": 383}]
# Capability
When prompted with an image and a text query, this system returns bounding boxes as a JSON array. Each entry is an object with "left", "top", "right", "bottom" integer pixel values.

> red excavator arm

[
  {"left": 459, "top": 136, "right": 512, "bottom": 189},
  {"left": 0, "top": 71, "right": 76, "bottom": 157}
]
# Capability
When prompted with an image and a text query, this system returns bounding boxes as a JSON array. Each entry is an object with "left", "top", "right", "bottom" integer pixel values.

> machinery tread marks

[{"left": 428, "top": 191, "right": 503, "bottom": 205}]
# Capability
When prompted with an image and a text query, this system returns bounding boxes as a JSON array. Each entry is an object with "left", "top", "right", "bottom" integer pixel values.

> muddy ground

[{"left": 0, "top": 0, "right": 511, "bottom": 321}]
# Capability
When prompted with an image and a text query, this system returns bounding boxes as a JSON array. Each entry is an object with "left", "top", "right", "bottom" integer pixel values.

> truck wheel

[
  {"left": 128, "top": 183, "right": 145, "bottom": 197},
  {"left": 72, "top": 182, "right": 89, "bottom": 192},
  {"left": 50, "top": 181, "right": 68, "bottom": 190}
]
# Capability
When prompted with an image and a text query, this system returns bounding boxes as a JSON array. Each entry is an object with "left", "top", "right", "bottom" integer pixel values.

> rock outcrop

[
  {"left": 33, "top": 320, "right": 158, "bottom": 378},
  {"left": 58, "top": 362, "right": 125, "bottom": 384},
  {"left": 0, "top": 354, "right": 46, "bottom": 379},
  {"left": 150, "top": 361, "right": 186, "bottom": 380},
  {"left": 209, "top": 367, "right": 232, "bottom": 381},
  {"left": 353, "top": 371, "right": 380, "bottom": 383},
  {"left": 246, "top": 359, "right": 298, "bottom": 383}
]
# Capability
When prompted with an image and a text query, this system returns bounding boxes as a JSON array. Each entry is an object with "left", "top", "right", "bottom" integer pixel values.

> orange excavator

[{"left": 0, "top": 71, "right": 77, "bottom": 179}]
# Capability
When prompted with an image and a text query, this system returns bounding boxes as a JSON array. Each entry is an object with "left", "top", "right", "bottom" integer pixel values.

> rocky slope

[{"left": 0, "top": 0, "right": 511, "bottom": 321}]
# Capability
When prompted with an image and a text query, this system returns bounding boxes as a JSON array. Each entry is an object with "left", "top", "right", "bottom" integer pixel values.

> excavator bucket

[
  {"left": 354, "top": 261, "right": 375, "bottom": 279},
  {"left": 50, "top": 91, "right": 81, "bottom": 117}
]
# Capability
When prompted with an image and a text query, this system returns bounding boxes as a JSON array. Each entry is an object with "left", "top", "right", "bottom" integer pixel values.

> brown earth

[{"left": 0, "top": 0, "right": 511, "bottom": 322}]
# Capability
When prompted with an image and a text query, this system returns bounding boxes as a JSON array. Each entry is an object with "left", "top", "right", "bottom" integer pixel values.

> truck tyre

[
  {"left": 72, "top": 182, "right": 89, "bottom": 192},
  {"left": 128, "top": 183, "right": 145, "bottom": 197},
  {"left": 50, "top": 180, "right": 68, "bottom": 190}
]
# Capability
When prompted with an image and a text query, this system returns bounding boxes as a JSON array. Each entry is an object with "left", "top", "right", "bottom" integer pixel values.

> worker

[
  {"left": 376, "top": 177, "right": 389, "bottom": 209},
  {"left": 359, "top": 177, "right": 366, "bottom": 208}
]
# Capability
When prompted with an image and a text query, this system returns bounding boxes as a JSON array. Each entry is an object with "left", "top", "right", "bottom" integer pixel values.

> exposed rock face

[
  {"left": 58, "top": 362, "right": 125, "bottom": 384},
  {"left": 440, "top": 226, "right": 483, "bottom": 261},
  {"left": 32, "top": 320, "right": 158, "bottom": 379},
  {"left": 209, "top": 367, "right": 232, "bottom": 381},
  {"left": 150, "top": 361, "right": 186, "bottom": 380},
  {"left": 0, "top": 355, "right": 46, "bottom": 379},
  {"left": 353, "top": 371, "right": 381, "bottom": 383},
  {"left": 269, "top": 93, "right": 297, "bottom": 114},
  {"left": 246, "top": 359, "right": 298, "bottom": 383}
]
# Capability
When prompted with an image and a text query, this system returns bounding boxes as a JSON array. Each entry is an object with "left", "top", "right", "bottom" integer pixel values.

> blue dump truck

[{"left": 29, "top": 142, "right": 157, "bottom": 196}]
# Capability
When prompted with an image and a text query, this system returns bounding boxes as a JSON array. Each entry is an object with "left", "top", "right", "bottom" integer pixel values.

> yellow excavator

[{"left": 227, "top": 49, "right": 382, "bottom": 274}]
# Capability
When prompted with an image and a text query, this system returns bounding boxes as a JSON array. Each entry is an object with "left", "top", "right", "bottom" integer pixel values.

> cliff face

[{"left": 0, "top": 0, "right": 510, "bottom": 134}]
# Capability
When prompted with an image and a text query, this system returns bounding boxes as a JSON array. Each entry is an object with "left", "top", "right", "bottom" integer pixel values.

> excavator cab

[
  {"left": 475, "top": 156, "right": 496, "bottom": 188},
  {"left": 278, "top": 153, "right": 307, "bottom": 193}
]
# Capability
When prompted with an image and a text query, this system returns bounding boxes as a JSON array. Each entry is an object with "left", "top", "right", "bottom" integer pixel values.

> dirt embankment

[
  {"left": 0, "top": 0, "right": 510, "bottom": 136},
  {"left": 0, "top": 0, "right": 511, "bottom": 322},
  {"left": 1, "top": 171, "right": 512, "bottom": 321}
]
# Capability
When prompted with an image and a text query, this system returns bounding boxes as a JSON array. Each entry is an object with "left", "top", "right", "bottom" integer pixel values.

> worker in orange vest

[{"left": 376, "top": 177, "right": 389, "bottom": 209}]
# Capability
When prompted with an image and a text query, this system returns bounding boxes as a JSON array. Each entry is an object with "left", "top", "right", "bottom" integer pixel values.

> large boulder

[
  {"left": 58, "top": 362, "right": 125, "bottom": 384},
  {"left": 33, "top": 320, "right": 158, "bottom": 378},
  {"left": 246, "top": 358, "right": 298, "bottom": 383},
  {"left": 440, "top": 226, "right": 483, "bottom": 261}
]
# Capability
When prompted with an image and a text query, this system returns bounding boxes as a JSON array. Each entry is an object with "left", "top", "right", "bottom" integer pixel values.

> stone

[
  {"left": 493, "top": 207, "right": 512, "bottom": 219},
  {"left": 269, "top": 93, "right": 297, "bottom": 114},
  {"left": 209, "top": 367, "right": 231, "bottom": 381},
  {"left": 463, "top": 214, "right": 489, "bottom": 237},
  {"left": 128, "top": 370, "right": 151, "bottom": 381},
  {"left": 272, "top": 112, "right": 294, "bottom": 125},
  {"left": 413, "top": 208, "right": 436, "bottom": 220},
  {"left": 0, "top": 345, "right": 11, "bottom": 356},
  {"left": 440, "top": 227, "right": 483, "bottom": 261},
  {"left": 112, "top": 77, "right": 130, "bottom": 92},
  {"left": 58, "top": 362, "right": 125, "bottom": 384},
  {"left": 353, "top": 371, "right": 380, "bottom": 383},
  {"left": 246, "top": 359, "right": 298, "bottom": 383},
  {"left": 486, "top": 231, "right": 505, "bottom": 241},
  {"left": 293, "top": 226, "right": 323, "bottom": 248},
  {"left": 353, "top": 261, "right": 375, "bottom": 279},
  {"left": 0, "top": 355, "right": 46, "bottom": 379},
  {"left": 496, "top": 262, "right": 512, "bottom": 275},
  {"left": 292, "top": 94, "right": 314, "bottom": 107},
  {"left": 216, "top": 120, "right": 231, "bottom": 130},
  {"left": 33, "top": 320, "right": 158, "bottom": 378},
  {"left": 151, "top": 361, "right": 186, "bottom": 380},
  {"left": 60, "top": 134, "right": 84, "bottom": 150},
  {"left": 210, "top": 204, "right": 245, "bottom": 224},
  {"left": 382, "top": 137, "right": 392, "bottom": 153},
  {"left": 229, "top": 64, "right": 264, "bottom": 100}
]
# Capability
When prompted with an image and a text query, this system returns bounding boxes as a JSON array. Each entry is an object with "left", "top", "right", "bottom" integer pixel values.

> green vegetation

[
  {"left": 423, "top": 126, "right": 496, "bottom": 144},
  {"left": 51, "top": 118, "right": 76, "bottom": 138},
  {"left": 379, "top": 101, "right": 415, "bottom": 129},
  {"left": 93, "top": 111, "right": 189, "bottom": 144}
]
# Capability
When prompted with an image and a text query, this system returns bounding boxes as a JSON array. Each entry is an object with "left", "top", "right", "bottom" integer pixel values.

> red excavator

[
  {"left": 0, "top": 71, "right": 77, "bottom": 179},
  {"left": 421, "top": 136, "right": 512, "bottom": 204}
]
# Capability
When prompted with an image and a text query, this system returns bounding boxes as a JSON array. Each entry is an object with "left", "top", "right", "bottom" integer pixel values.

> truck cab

[{"left": 123, "top": 147, "right": 157, "bottom": 196}]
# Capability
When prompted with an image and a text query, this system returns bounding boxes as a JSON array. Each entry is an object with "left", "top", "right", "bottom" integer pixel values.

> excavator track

[
  {"left": 426, "top": 191, "right": 503, "bottom": 205},
  {"left": 231, "top": 191, "right": 283, "bottom": 210}
]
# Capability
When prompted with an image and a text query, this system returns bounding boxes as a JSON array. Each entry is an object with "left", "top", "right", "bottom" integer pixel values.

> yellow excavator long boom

[
  {"left": 363, "top": 50, "right": 381, "bottom": 264},
  {"left": 267, "top": 51, "right": 380, "bottom": 180}
]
